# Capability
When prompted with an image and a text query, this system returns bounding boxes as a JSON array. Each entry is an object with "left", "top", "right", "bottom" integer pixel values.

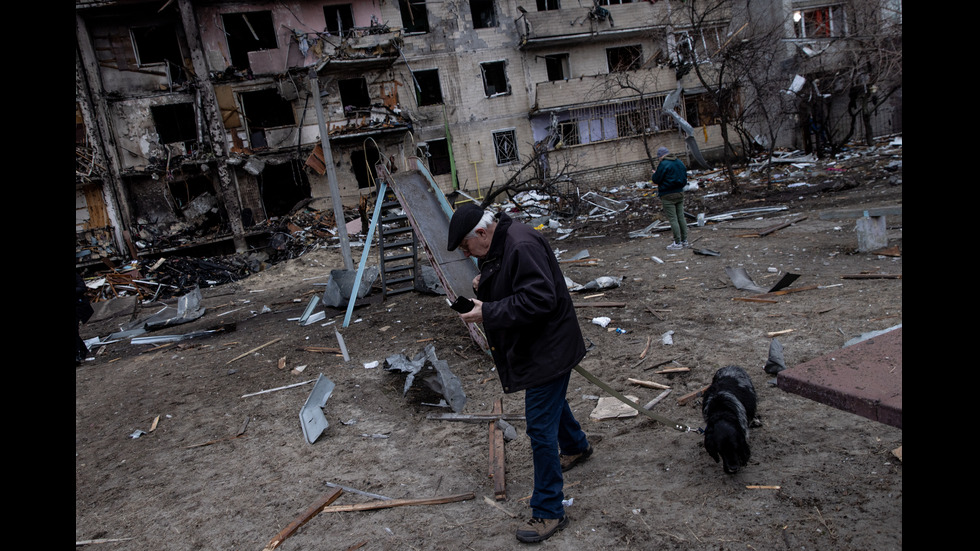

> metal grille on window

[{"left": 493, "top": 131, "right": 518, "bottom": 164}]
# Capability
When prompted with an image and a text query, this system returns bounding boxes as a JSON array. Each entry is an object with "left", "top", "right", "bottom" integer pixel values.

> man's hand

[
  {"left": 472, "top": 274, "right": 481, "bottom": 291},
  {"left": 460, "top": 298, "right": 483, "bottom": 324}
]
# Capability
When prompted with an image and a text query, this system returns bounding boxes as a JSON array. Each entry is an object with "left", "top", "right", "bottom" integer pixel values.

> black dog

[{"left": 702, "top": 365, "right": 757, "bottom": 474}]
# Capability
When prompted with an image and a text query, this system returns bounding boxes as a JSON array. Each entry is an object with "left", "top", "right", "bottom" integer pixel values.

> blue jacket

[
  {"left": 652, "top": 154, "right": 688, "bottom": 196},
  {"left": 476, "top": 214, "right": 586, "bottom": 393}
]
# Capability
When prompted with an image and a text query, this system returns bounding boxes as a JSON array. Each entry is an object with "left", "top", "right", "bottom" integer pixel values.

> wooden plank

[
  {"left": 427, "top": 413, "right": 526, "bottom": 423},
  {"left": 818, "top": 205, "right": 902, "bottom": 220},
  {"left": 319, "top": 492, "right": 475, "bottom": 513},
  {"left": 490, "top": 398, "right": 506, "bottom": 500},
  {"left": 627, "top": 378, "right": 670, "bottom": 390},
  {"left": 677, "top": 385, "right": 710, "bottom": 406},
  {"left": 262, "top": 488, "right": 343, "bottom": 551}
]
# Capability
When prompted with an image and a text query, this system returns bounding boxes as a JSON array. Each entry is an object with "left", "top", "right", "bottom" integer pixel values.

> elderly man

[{"left": 446, "top": 203, "right": 595, "bottom": 543}]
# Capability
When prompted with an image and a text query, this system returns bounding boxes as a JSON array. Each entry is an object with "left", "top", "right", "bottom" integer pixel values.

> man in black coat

[{"left": 448, "top": 204, "right": 595, "bottom": 543}]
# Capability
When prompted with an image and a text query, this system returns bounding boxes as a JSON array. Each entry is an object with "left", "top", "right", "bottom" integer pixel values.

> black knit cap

[{"left": 447, "top": 204, "right": 485, "bottom": 251}]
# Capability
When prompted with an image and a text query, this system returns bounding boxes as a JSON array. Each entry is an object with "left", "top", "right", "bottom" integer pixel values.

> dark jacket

[
  {"left": 476, "top": 213, "right": 586, "bottom": 393},
  {"left": 652, "top": 154, "right": 688, "bottom": 196}
]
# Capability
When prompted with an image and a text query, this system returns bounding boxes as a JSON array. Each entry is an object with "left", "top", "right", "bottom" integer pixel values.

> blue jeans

[
  {"left": 524, "top": 371, "right": 589, "bottom": 519},
  {"left": 661, "top": 192, "right": 688, "bottom": 243}
]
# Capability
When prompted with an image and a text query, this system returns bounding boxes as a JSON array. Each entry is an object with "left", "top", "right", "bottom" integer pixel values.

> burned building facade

[{"left": 75, "top": 0, "right": 900, "bottom": 268}]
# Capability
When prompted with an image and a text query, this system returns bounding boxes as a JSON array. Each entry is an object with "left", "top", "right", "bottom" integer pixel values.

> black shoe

[{"left": 516, "top": 516, "right": 569, "bottom": 543}]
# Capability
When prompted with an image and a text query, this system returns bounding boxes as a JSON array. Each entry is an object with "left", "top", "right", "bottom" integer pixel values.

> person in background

[
  {"left": 652, "top": 146, "right": 690, "bottom": 250},
  {"left": 447, "top": 204, "right": 596, "bottom": 543}
]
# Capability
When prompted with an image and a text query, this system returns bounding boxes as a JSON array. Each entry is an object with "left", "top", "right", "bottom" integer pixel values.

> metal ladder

[{"left": 377, "top": 188, "right": 420, "bottom": 299}]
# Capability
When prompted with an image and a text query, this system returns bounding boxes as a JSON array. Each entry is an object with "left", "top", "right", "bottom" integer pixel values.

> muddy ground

[{"left": 76, "top": 141, "right": 902, "bottom": 550}]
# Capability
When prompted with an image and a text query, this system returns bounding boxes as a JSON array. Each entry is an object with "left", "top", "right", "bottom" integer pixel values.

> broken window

[
  {"left": 168, "top": 174, "right": 214, "bottom": 210},
  {"left": 558, "top": 120, "right": 580, "bottom": 147},
  {"left": 221, "top": 11, "right": 278, "bottom": 70},
  {"left": 323, "top": 5, "right": 355, "bottom": 37},
  {"left": 471, "top": 0, "right": 498, "bottom": 28},
  {"left": 261, "top": 160, "right": 311, "bottom": 218},
  {"left": 425, "top": 139, "right": 452, "bottom": 175},
  {"left": 339, "top": 78, "right": 371, "bottom": 113},
  {"left": 492, "top": 129, "right": 518, "bottom": 164},
  {"left": 544, "top": 53, "right": 569, "bottom": 81},
  {"left": 793, "top": 4, "right": 845, "bottom": 38},
  {"left": 151, "top": 103, "right": 197, "bottom": 145},
  {"left": 131, "top": 23, "right": 183, "bottom": 67},
  {"left": 239, "top": 89, "right": 295, "bottom": 147},
  {"left": 399, "top": 0, "right": 429, "bottom": 34},
  {"left": 676, "top": 26, "right": 726, "bottom": 62},
  {"left": 413, "top": 69, "right": 443, "bottom": 106},
  {"left": 607, "top": 45, "right": 642, "bottom": 72},
  {"left": 481, "top": 61, "right": 510, "bottom": 97},
  {"left": 535, "top": 0, "right": 560, "bottom": 11}
]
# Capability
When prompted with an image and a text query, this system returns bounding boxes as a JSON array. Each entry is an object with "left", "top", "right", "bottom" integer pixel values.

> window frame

[
  {"left": 480, "top": 60, "right": 511, "bottom": 98},
  {"left": 492, "top": 129, "right": 519, "bottom": 165}
]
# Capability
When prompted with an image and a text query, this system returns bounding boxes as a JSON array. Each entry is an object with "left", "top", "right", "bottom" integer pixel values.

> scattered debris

[
  {"left": 262, "top": 488, "right": 344, "bottom": 551},
  {"left": 385, "top": 344, "right": 467, "bottom": 412},
  {"left": 590, "top": 395, "right": 641, "bottom": 419},
  {"left": 725, "top": 267, "right": 800, "bottom": 294},
  {"left": 300, "top": 374, "right": 336, "bottom": 444},
  {"left": 764, "top": 338, "right": 787, "bottom": 376},
  {"left": 241, "top": 378, "right": 317, "bottom": 399},
  {"left": 318, "top": 492, "right": 475, "bottom": 514}
]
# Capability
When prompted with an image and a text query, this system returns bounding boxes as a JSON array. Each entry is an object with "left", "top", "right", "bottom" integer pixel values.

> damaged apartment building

[{"left": 76, "top": 0, "right": 901, "bottom": 268}]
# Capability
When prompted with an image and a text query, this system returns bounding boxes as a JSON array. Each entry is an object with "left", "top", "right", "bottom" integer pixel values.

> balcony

[
  {"left": 532, "top": 68, "right": 677, "bottom": 112},
  {"left": 517, "top": 3, "right": 670, "bottom": 49}
]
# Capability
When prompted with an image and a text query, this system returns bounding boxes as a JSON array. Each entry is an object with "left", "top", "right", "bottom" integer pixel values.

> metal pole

[{"left": 309, "top": 68, "right": 353, "bottom": 270}]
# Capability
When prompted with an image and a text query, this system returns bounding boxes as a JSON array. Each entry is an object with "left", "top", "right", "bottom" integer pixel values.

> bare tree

[{"left": 788, "top": 0, "right": 902, "bottom": 154}]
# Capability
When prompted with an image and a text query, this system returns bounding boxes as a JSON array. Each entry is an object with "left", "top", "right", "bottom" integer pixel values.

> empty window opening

[
  {"left": 339, "top": 78, "right": 371, "bottom": 113},
  {"left": 151, "top": 103, "right": 197, "bottom": 145},
  {"left": 425, "top": 139, "right": 452, "bottom": 175},
  {"left": 260, "top": 160, "right": 311, "bottom": 218},
  {"left": 413, "top": 69, "right": 443, "bottom": 106},
  {"left": 544, "top": 54, "right": 569, "bottom": 81},
  {"left": 239, "top": 89, "right": 294, "bottom": 148},
  {"left": 607, "top": 45, "right": 642, "bottom": 72},
  {"left": 558, "top": 120, "right": 580, "bottom": 147},
  {"left": 399, "top": 0, "right": 429, "bottom": 33},
  {"left": 350, "top": 145, "right": 381, "bottom": 189},
  {"left": 493, "top": 129, "right": 518, "bottom": 164},
  {"left": 471, "top": 0, "right": 498, "bottom": 28},
  {"left": 221, "top": 11, "right": 278, "bottom": 70},
  {"left": 793, "top": 5, "right": 845, "bottom": 38},
  {"left": 168, "top": 174, "right": 215, "bottom": 211},
  {"left": 131, "top": 23, "right": 183, "bottom": 67},
  {"left": 323, "top": 4, "right": 355, "bottom": 37},
  {"left": 481, "top": 61, "right": 510, "bottom": 97},
  {"left": 536, "top": 0, "right": 560, "bottom": 11}
]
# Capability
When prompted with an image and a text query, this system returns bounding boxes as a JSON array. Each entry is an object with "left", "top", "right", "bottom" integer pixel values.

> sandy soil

[{"left": 76, "top": 142, "right": 902, "bottom": 550}]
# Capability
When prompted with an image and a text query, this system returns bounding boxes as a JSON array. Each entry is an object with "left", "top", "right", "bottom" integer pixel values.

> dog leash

[{"left": 573, "top": 364, "right": 700, "bottom": 434}]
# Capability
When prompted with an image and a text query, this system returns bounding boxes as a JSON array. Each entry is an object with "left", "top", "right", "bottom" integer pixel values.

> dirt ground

[{"left": 76, "top": 140, "right": 902, "bottom": 550}]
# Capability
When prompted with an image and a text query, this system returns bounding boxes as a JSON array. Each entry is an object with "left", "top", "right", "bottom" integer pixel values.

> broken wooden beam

[
  {"left": 319, "top": 492, "right": 475, "bottom": 513},
  {"left": 262, "top": 488, "right": 343, "bottom": 551},
  {"left": 840, "top": 273, "right": 902, "bottom": 280},
  {"left": 627, "top": 378, "right": 670, "bottom": 390},
  {"left": 489, "top": 398, "right": 507, "bottom": 501},
  {"left": 227, "top": 338, "right": 281, "bottom": 365},
  {"left": 427, "top": 413, "right": 526, "bottom": 423},
  {"left": 677, "top": 385, "right": 710, "bottom": 406}
]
